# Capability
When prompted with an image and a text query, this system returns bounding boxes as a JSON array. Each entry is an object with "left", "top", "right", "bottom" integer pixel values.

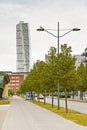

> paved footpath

[
  {"left": 0, "top": 110, "right": 7, "bottom": 130},
  {"left": 0, "top": 104, "right": 9, "bottom": 130},
  {"left": 2, "top": 96, "right": 87, "bottom": 130}
]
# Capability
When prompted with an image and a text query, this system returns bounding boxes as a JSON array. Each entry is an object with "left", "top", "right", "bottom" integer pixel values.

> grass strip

[
  {"left": 0, "top": 100, "right": 9, "bottom": 105},
  {"left": 30, "top": 100, "right": 87, "bottom": 126}
]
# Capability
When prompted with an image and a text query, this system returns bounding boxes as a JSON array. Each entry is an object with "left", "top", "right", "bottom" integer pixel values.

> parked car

[{"left": 37, "top": 94, "right": 44, "bottom": 99}]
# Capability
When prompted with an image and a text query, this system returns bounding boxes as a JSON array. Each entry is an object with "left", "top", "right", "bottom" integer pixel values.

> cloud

[
  {"left": 0, "top": 0, "right": 87, "bottom": 71},
  {"left": 0, "top": 54, "right": 16, "bottom": 72},
  {"left": 1, "top": 0, "right": 87, "bottom": 9}
]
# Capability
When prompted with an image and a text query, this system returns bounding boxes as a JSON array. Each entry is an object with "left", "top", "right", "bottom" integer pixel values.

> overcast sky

[{"left": 0, "top": 0, "right": 87, "bottom": 72}]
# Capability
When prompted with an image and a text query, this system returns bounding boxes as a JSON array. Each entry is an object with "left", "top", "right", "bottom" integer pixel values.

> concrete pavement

[
  {"left": 0, "top": 110, "right": 7, "bottom": 130},
  {"left": 2, "top": 96, "right": 87, "bottom": 130},
  {"left": 45, "top": 97, "right": 87, "bottom": 114},
  {"left": 0, "top": 104, "right": 9, "bottom": 130}
]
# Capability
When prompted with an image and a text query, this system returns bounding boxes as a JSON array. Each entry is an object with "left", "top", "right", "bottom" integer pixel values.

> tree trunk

[
  {"left": 80, "top": 91, "right": 83, "bottom": 100},
  {"left": 37, "top": 93, "right": 40, "bottom": 102},
  {"left": 52, "top": 92, "right": 54, "bottom": 108},
  {"left": 44, "top": 90, "right": 46, "bottom": 105},
  {"left": 0, "top": 88, "right": 3, "bottom": 99},
  {"left": 72, "top": 90, "right": 75, "bottom": 99},
  {"left": 65, "top": 87, "right": 68, "bottom": 113}
]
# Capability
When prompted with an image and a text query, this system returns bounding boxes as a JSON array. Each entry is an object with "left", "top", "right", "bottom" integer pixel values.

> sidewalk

[
  {"left": 0, "top": 110, "right": 8, "bottom": 130},
  {"left": 1, "top": 96, "right": 87, "bottom": 130}
]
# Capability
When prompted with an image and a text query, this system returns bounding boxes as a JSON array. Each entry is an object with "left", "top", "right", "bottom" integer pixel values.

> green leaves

[
  {"left": 77, "top": 63, "right": 87, "bottom": 91},
  {"left": 20, "top": 44, "right": 82, "bottom": 95},
  {"left": 0, "top": 72, "right": 9, "bottom": 89}
]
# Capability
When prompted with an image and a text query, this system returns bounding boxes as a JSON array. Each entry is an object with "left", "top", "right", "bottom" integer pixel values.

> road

[
  {"left": 45, "top": 97, "right": 87, "bottom": 114},
  {"left": 2, "top": 96, "right": 87, "bottom": 130}
]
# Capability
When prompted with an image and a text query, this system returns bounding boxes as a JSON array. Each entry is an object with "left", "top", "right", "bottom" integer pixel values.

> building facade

[
  {"left": 8, "top": 72, "right": 24, "bottom": 95},
  {"left": 16, "top": 21, "right": 30, "bottom": 72}
]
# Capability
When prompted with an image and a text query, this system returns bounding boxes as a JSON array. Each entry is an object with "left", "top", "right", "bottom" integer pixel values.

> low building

[
  {"left": 0, "top": 71, "right": 28, "bottom": 95},
  {"left": 8, "top": 72, "right": 24, "bottom": 95}
]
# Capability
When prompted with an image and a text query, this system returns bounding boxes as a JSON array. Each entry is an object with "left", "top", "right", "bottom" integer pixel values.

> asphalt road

[
  {"left": 2, "top": 96, "right": 87, "bottom": 130},
  {"left": 46, "top": 97, "right": 87, "bottom": 114}
]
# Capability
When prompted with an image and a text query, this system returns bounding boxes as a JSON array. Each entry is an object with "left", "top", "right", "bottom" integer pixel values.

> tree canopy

[{"left": 19, "top": 44, "right": 81, "bottom": 96}]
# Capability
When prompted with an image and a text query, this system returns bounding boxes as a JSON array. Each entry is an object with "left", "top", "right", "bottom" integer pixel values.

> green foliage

[
  {"left": 0, "top": 72, "right": 9, "bottom": 89},
  {"left": 8, "top": 89, "right": 14, "bottom": 96},
  {"left": 0, "top": 72, "right": 9, "bottom": 98},
  {"left": 56, "top": 44, "right": 81, "bottom": 112},
  {"left": 0, "top": 100, "right": 9, "bottom": 105},
  {"left": 45, "top": 47, "right": 58, "bottom": 92},
  {"left": 20, "top": 60, "right": 49, "bottom": 94},
  {"left": 20, "top": 44, "right": 82, "bottom": 98},
  {"left": 77, "top": 63, "right": 87, "bottom": 91},
  {"left": 16, "top": 87, "right": 22, "bottom": 95}
]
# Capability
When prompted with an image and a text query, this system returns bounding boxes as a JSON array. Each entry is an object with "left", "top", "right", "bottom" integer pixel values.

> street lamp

[{"left": 37, "top": 22, "right": 80, "bottom": 109}]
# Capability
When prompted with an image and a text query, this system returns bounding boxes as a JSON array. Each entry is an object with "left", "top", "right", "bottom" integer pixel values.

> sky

[{"left": 0, "top": 0, "right": 87, "bottom": 72}]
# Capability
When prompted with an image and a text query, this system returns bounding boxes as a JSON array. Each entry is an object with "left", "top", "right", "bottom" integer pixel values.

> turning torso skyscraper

[{"left": 16, "top": 21, "right": 30, "bottom": 73}]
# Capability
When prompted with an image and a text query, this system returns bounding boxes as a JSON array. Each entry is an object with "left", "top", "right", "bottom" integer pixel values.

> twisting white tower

[{"left": 16, "top": 21, "right": 30, "bottom": 72}]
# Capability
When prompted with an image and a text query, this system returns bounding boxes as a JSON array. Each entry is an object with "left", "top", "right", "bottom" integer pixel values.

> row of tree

[{"left": 18, "top": 44, "right": 87, "bottom": 113}]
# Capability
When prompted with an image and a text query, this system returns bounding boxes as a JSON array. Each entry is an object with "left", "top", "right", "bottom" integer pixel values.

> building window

[
  {"left": 16, "top": 77, "right": 19, "bottom": 79},
  {"left": 11, "top": 77, "right": 15, "bottom": 79},
  {"left": 15, "top": 80, "right": 19, "bottom": 82},
  {"left": 11, "top": 80, "right": 15, "bottom": 82}
]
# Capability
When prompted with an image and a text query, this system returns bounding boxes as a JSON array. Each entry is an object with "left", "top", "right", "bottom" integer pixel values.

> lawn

[{"left": 0, "top": 100, "right": 9, "bottom": 105}]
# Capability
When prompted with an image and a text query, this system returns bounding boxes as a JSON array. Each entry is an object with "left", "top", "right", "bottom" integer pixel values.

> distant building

[
  {"left": 74, "top": 55, "right": 85, "bottom": 69},
  {"left": 16, "top": 21, "right": 30, "bottom": 73},
  {"left": 0, "top": 71, "right": 28, "bottom": 95},
  {"left": 8, "top": 72, "right": 24, "bottom": 95}
]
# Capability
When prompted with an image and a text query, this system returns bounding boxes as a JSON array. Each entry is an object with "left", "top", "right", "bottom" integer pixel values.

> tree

[
  {"left": 8, "top": 89, "right": 14, "bottom": 96},
  {"left": 20, "top": 44, "right": 81, "bottom": 113},
  {"left": 77, "top": 63, "right": 87, "bottom": 99},
  {"left": 57, "top": 44, "right": 79, "bottom": 112},
  {"left": 45, "top": 47, "right": 58, "bottom": 107},
  {"left": 0, "top": 72, "right": 9, "bottom": 98},
  {"left": 20, "top": 60, "right": 48, "bottom": 100}
]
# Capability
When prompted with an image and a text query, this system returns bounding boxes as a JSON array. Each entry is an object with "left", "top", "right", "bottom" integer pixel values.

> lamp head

[
  {"left": 37, "top": 26, "right": 44, "bottom": 31},
  {"left": 72, "top": 28, "right": 80, "bottom": 31}
]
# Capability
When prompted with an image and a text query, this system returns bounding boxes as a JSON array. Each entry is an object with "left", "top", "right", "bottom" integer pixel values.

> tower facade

[{"left": 16, "top": 21, "right": 29, "bottom": 72}]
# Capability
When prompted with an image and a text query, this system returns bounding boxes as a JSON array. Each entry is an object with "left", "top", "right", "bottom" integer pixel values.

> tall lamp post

[{"left": 37, "top": 22, "right": 80, "bottom": 109}]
